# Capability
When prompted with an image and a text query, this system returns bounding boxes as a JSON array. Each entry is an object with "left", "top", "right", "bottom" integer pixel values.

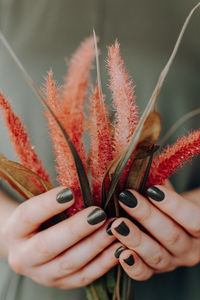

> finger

[
  {"left": 182, "top": 187, "right": 200, "bottom": 205},
  {"left": 5, "top": 187, "right": 75, "bottom": 238},
  {"left": 111, "top": 218, "right": 172, "bottom": 270},
  {"left": 119, "top": 249, "right": 153, "bottom": 281},
  {"left": 36, "top": 219, "right": 116, "bottom": 279},
  {"left": 146, "top": 185, "right": 200, "bottom": 238},
  {"left": 163, "top": 179, "right": 175, "bottom": 191},
  {"left": 22, "top": 206, "right": 107, "bottom": 265},
  {"left": 54, "top": 243, "right": 121, "bottom": 289},
  {"left": 118, "top": 190, "right": 194, "bottom": 257}
]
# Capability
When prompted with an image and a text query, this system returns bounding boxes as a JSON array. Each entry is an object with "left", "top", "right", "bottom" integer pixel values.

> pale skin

[{"left": 0, "top": 185, "right": 200, "bottom": 289}]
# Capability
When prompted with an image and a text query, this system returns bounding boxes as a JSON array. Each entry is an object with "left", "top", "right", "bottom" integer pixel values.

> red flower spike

[
  {"left": 43, "top": 74, "right": 84, "bottom": 215},
  {"left": 57, "top": 36, "right": 95, "bottom": 168},
  {"left": 46, "top": 114, "right": 84, "bottom": 215},
  {"left": 107, "top": 40, "right": 139, "bottom": 157},
  {"left": 148, "top": 130, "right": 200, "bottom": 187},
  {"left": 42, "top": 69, "right": 60, "bottom": 113},
  {"left": 89, "top": 84, "right": 113, "bottom": 205},
  {"left": 0, "top": 92, "right": 50, "bottom": 183}
]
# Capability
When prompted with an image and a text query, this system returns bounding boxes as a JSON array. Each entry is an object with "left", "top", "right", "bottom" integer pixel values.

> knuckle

[
  {"left": 79, "top": 274, "right": 91, "bottom": 287},
  {"left": 184, "top": 252, "right": 200, "bottom": 267},
  {"left": 164, "top": 229, "right": 181, "bottom": 247},
  {"left": 156, "top": 264, "right": 176, "bottom": 273},
  {"left": 139, "top": 204, "right": 152, "bottom": 223},
  {"left": 189, "top": 221, "right": 200, "bottom": 237},
  {"left": 150, "top": 253, "right": 168, "bottom": 269},
  {"left": 132, "top": 265, "right": 145, "bottom": 279},
  {"left": 127, "top": 226, "right": 142, "bottom": 248},
  {"left": 33, "top": 275, "right": 54, "bottom": 287},
  {"left": 133, "top": 267, "right": 152, "bottom": 281},
  {"left": 55, "top": 283, "right": 65, "bottom": 289},
  {"left": 148, "top": 246, "right": 170, "bottom": 269},
  {"left": 150, "top": 254, "right": 163, "bottom": 266},
  {"left": 8, "top": 253, "right": 24, "bottom": 274},
  {"left": 56, "top": 282, "right": 70, "bottom": 290},
  {"left": 140, "top": 272, "right": 153, "bottom": 281},
  {"left": 60, "top": 258, "right": 76, "bottom": 276},
  {"left": 165, "top": 265, "right": 176, "bottom": 272},
  {"left": 34, "top": 235, "right": 51, "bottom": 259},
  {"left": 42, "top": 278, "right": 56, "bottom": 287}
]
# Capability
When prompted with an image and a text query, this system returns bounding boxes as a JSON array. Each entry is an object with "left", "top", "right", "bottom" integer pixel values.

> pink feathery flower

[
  {"left": 43, "top": 69, "right": 60, "bottom": 113},
  {"left": 0, "top": 92, "right": 50, "bottom": 182},
  {"left": 43, "top": 73, "right": 84, "bottom": 215},
  {"left": 107, "top": 40, "right": 139, "bottom": 157},
  {"left": 148, "top": 130, "right": 200, "bottom": 187},
  {"left": 57, "top": 36, "right": 95, "bottom": 168},
  {"left": 89, "top": 84, "right": 112, "bottom": 205}
]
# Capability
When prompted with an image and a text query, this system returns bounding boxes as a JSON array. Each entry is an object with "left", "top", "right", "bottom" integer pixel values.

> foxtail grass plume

[
  {"left": 107, "top": 40, "right": 139, "bottom": 157},
  {"left": 0, "top": 92, "right": 50, "bottom": 182},
  {"left": 148, "top": 130, "right": 200, "bottom": 187}
]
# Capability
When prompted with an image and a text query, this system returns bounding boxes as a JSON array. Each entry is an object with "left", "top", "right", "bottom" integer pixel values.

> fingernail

[
  {"left": 114, "top": 221, "right": 130, "bottom": 236},
  {"left": 56, "top": 188, "right": 73, "bottom": 203},
  {"left": 106, "top": 220, "right": 115, "bottom": 236},
  {"left": 114, "top": 246, "right": 126, "bottom": 258},
  {"left": 146, "top": 186, "right": 165, "bottom": 201},
  {"left": 87, "top": 208, "right": 106, "bottom": 225},
  {"left": 124, "top": 255, "right": 135, "bottom": 266},
  {"left": 119, "top": 190, "right": 138, "bottom": 208}
]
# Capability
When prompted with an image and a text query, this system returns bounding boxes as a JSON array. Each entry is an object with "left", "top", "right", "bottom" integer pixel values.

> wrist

[{"left": 0, "top": 190, "right": 19, "bottom": 259}]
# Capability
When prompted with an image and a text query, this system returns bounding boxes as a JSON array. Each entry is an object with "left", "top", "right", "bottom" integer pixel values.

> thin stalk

[
  {"left": 112, "top": 265, "right": 121, "bottom": 300},
  {"left": 113, "top": 192, "right": 120, "bottom": 217},
  {"left": 116, "top": 265, "right": 121, "bottom": 300},
  {"left": 139, "top": 145, "right": 157, "bottom": 194},
  {"left": 160, "top": 108, "right": 200, "bottom": 145},
  {"left": 90, "top": 284, "right": 100, "bottom": 300},
  {"left": 121, "top": 273, "right": 133, "bottom": 300},
  {"left": 93, "top": 29, "right": 103, "bottom": 102}
]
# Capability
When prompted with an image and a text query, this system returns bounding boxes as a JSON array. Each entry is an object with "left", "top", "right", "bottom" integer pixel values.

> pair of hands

[{"left": 2, "top": 185, "right": 200, "bottom": 289}]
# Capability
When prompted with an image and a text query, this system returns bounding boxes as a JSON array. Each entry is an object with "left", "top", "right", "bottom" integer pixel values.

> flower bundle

[{"left": 0, "top": 3, "right": 200, "bottom": 300}]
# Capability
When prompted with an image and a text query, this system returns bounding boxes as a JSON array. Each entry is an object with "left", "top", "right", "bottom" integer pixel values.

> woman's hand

[
  {"left": 109, "top": 185, "right": 200, "bottom": 281},
  {"left": 1, "top": 187, "right": 121, "bottom": 289}
]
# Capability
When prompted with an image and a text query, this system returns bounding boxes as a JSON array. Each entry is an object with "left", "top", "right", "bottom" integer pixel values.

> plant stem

[
  {"left": 86, "top": 279, "right": 110, "bottom": 300},
  {"left": 112, "top": 265, "right": 121, "bottom": 300},
  {"left": 116, "top": 265, "right": 121, "bottom": 300}
]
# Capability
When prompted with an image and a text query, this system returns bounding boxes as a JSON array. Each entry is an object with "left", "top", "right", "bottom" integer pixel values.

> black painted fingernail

[
  {"left": 114, "top": 246, "right": 126, "bottom": 258},
  {"left": 124, "top": 255, "right": 135, "bottom": 266},
  {"left": 56, "top": 188, "right": 73, "bottom": 203},
  {"left": 87, "top": 208, "right": 106, "bottom": 225},
  {"left": 114, "top": 221, "right": 130, "bottom": 236},
  {"left": 119, "top": 190, "right": 138, "bottom": 208},
  {"left": 106, "top": 220, "right": 115, "bottom": 236},
  {"left": 146, "top": 186, "right": 165, "bottom": 201}
]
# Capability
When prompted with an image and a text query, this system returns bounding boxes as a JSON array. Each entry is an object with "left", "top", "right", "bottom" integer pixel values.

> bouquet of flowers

[{"left": 0, "top": 3, "right": 199, "bottom": 300}]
